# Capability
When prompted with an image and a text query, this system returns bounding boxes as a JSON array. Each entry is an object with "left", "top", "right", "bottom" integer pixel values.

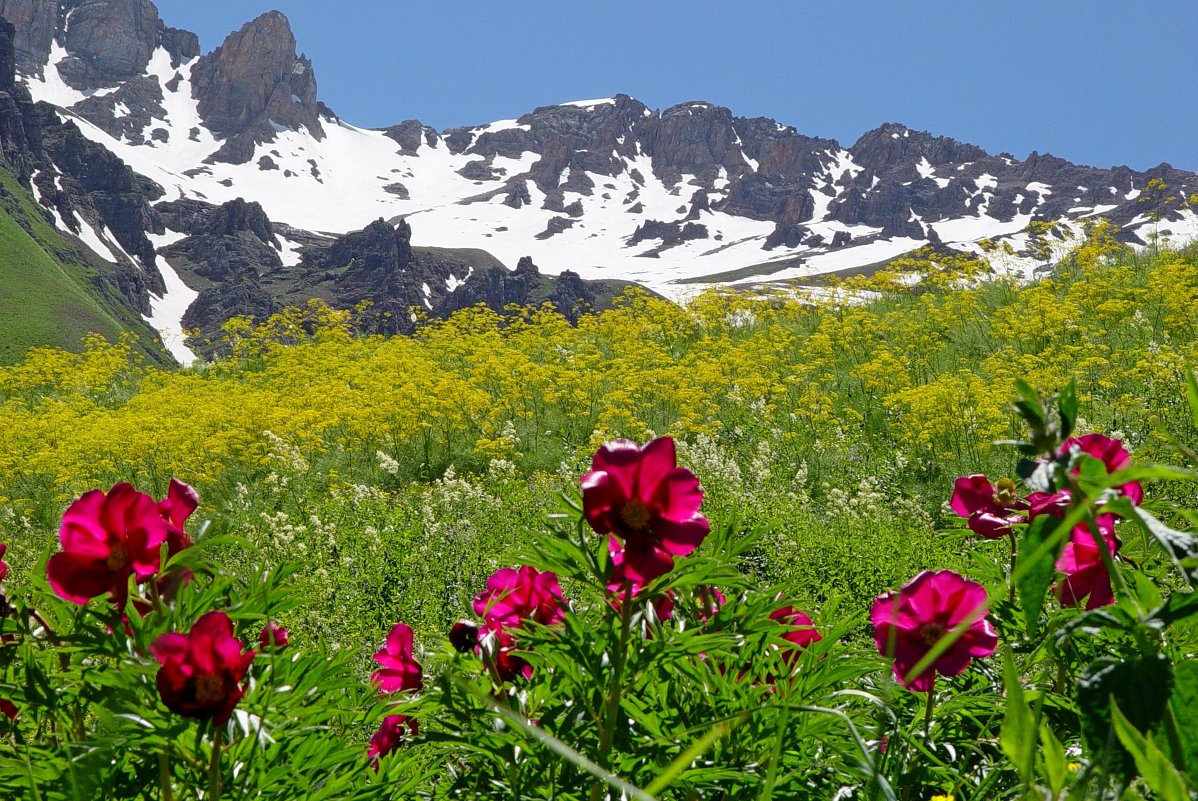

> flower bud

[{"left": 448, "top": 621, "right": 479, "bottom": 653}]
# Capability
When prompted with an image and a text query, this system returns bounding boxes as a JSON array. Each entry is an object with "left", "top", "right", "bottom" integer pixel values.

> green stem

[
  {"left": 1006, "top": 529, "right": 1019, "bottom": 604},
  {"left": 208, "top": 726, "right": 223, "bottom": 801},
  {"left": 591, "top": 580, "right": 635, "bottom": 801},
  {"left": 158, "top": 751, "right": 174, "bottom": 801},
  {"left": 923, "top": 685, "right": 936, "bottom": 736}
]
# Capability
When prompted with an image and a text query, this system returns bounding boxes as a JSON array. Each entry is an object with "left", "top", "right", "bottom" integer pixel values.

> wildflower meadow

[{"left": 2, "top": 233, "right": 1198, "bottom": 799}]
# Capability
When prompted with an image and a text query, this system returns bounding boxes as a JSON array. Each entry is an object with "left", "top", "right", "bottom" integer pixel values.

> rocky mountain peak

[
  {"left": 850, "top": 122, "right": 988, "bottom": 173},
  {"left": 191, "top": 9, "right": 324, "bottom": 164}
]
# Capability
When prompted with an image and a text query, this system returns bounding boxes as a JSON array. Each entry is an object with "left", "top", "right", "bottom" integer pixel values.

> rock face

[
  {"left": 0, "top": 16, "right": 163, "bottom": 322},
  {"left": 0, "top": 0, "right": 58, "bottom": 74},
  {"left": 191, "top": 11, "right": 324, "bottom": 164},
  {"left": 434, "top": 256, "right": 599, "bottom": 323},
  {"left": 57, "top": 0, "right": 162, "bottom": 88}
]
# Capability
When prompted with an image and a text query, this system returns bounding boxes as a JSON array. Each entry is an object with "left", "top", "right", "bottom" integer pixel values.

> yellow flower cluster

[{"left": 0, "top": 240, "right": 1194, "bottom": 506}]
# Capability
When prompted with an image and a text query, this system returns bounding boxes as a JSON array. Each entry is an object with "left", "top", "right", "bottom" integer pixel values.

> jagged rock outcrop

[
  {"left": 160, "top": 197, "right": 281, "bottom": 284},
  {"left": 381, "top": 119, "right": 439, "bottom": 153},
  {"left": 0, "top": 0, "right": 58, "bottom": 75},
  {"left": 191, "top": 10, "right": 324, "bottom": 164},
  {"left": 56, "top": 0, "right": 162, "bottom": 88},
  {"left": 434, "top": 256, "right": 599, "bottom": 322}
]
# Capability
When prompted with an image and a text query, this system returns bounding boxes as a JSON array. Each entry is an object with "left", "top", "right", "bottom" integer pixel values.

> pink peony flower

[
  {"left": 157, "top": 478, "right": 199, "bottom": 558},
  {"left": 1054, "top": 515, "right": 1121, "bottom": 610},
  {"left": 871, "top": 570, "right": 998, "bottom": 692},
  {"left": 1060, "top": 434, "right": 1142, "bottom": 505},
  {"left": 372, "top": 622, "right": 423, "bottom": 694},
  {"left": 1027, "top": 490, "right": 1072, "bottom": 519},
  {"left": 769, "top": 606, "right": 822, "bottom": 664},
  {"left": 606, "top": 544, "right": 675, "bottom": 620},
  {"left": 472, "top": 566, "right": 565, "bottom": 630},
  {"left": 151, "top": 611, "right": 256, "bottom": 726},
  {"left": 950, "top": 475, "right": 1029, "bottom": 539},
  {"left": 581, "top": 437, "right": 710, "bottom": 584},
  {"left": 47, "top": 484, "right": 170, "bottom": 607},
  {"left": 258, "top": 621, "right": 288, "bottom": 649},
  {"left": 482, "top": 626, "right": 532, "bottom": 683},
  {"left": 368, "top": 714, "right": 418, "bottom": 768},
  {"left": 0, "top": 543, "right": 8, "bottom": 583}
]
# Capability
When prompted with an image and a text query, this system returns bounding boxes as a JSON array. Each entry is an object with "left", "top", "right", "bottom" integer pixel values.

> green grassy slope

[{"left": 0, "top": 168, "right": 168, "bottom": 365}]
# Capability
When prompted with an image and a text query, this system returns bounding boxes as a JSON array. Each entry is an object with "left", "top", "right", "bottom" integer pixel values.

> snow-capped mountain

[{"left": 2, "top": 0, "right": 1196, "bottom": 364}]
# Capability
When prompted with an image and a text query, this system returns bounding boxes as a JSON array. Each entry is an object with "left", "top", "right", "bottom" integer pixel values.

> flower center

[
  {"left": 106, "top": 544, "right": 130, "bottom": 573},
  {"left": 620, "top": 499, "right": 652, "bottom": 530},
  {"left": 993, "top": 477, "right": 1019, "bottom": 507},
  {"left": 194, "top": 672, "right": 225, "bottom": 705},
  {"left": 919, "top": 623, "right": 946, "bottom": 647}
]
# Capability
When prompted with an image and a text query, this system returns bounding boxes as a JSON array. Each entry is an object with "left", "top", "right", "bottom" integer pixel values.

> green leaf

[
  {"left": 1111, "top": 701, "right": 1191, "bottom": 801},
  {"left": 1014, "top": 379, "right": 1046, "bottom": 425},
  {"left": 1039, "top": 724, "right": 1068, "bottom": 799},
  {"left": 1077, "top": 656, "right": 1173, "bottom": 781},
  {"left": 1016, "top": 514, "right": 1065, "bottom": 635},
  {"left": 1186, "top": 371, "right": 1198, "bottom": 429},
  {"left": 1000, "top": 651, "right": 1035, "bottom": 787},
  {"left": 1132, "top": 507, "right": 1198, "bottom": 585},
  {"left": 1171, "top": 660, "right": 1198, "bottom": 779},
  {"left": 1058, "top": 379, "right": 1078, "bottom": 440}
]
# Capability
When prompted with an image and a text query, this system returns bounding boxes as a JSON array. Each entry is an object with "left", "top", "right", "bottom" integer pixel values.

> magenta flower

[
  {"left": 606, "top": 544, "right": 675, "bottom": 621},
  {"left": 151, "top": 611, "right": 256, "bottom": 725},
  {"left": 581, "top": 437, "right": 710, "bottom": 584},
  {"left": 0, "top": 543, "right": 8, "bottom": 583},
  {"left": 372, "top": 622, "right": 423, "bottom": 694},
  {"left": 258, "top": 621, "right": 289, "bottom": 649},
  {"left": 871, "top": 570, "right": 998, "bottom": 692},
  {"left": 770, "top": 606, "right": 822, "bottom": 664},
  {"left": 481, "top": 626, "right": 532, "bottom": 683},
  {"left": 368, "top": 714, "right": 418, "bottom": 768},
  {"left": 1027, "top": 490, "right": 1072, "bottom": 519},
  {"left": 1054, "top": 515, "right": 1121, "bottom": 610},
  {"left": 950, "top": 475, "right": 1029, "bottom": 539},
  {"left": 1061, "top": 434, "right": 1142, "bottom": 504},
  {"left": 47, "top": 484, "right": 170, "bottom": 607},
  {"left": 157, "top": 478, "right": 199, "bottom": 558},
  {"left": 472, "top": 566, "right": 565, "bottom": 630}
]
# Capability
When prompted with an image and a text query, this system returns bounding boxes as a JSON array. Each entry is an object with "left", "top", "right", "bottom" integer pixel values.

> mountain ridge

[{"left": 2, "top": 0, "right": 1196, "bottom": 365}]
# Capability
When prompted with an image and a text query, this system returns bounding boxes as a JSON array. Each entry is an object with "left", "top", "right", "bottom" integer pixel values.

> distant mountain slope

[
  {"left": 0, "top": 164, "right": 166, "bottom": 364},
  {"left": 2, "top": 0, "right": 1196, "bottom": 365}
]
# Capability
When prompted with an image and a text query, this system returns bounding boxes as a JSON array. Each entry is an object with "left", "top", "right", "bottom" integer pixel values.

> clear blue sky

[{"left": 154, "top": 1, "right": 1197, "bottom": 171}]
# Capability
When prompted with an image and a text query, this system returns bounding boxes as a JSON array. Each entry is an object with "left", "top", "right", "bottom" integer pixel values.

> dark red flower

[
  {"left": 0, "top": 698, "right": 16, "bottom": 721},
  {"left": 950, "top": 475, "right": 1029, "bottom": 539},
  {"left": 1060, "top": 434, "right": 1143, "bottom": 505},
  {"left": 368, "top": 714, "right": 418, "bottom": 767},
  {"left": 258, "top": 621, "right": 288, "bottom": 649},
  {"left": 157, "top": 478, "right": 198, "bottom": 557},
  {"left": 481, "top": 626, "right": 532, "bottom": 683},
  {"left": 472, "top": 566, "right": 565, "bottom": 630},
  {"left": 372, "top": 622, "right": 423, "bottom": 694},
  {"left": 606, "top": 545, "right": 675, "bottom": 621},
  {"left": 769, "top": 606, "right": 822, "bottom": 664},
  {"left": 47, "top": 484, "right": 170, "bottom": 607},
  {"left": 1054, "top": 515, "right": 1120, "bottom": 610},
  {"left": 581, "top": 437, "right": 710, "bottom": 584},
  {"left": 449, "top": 621, "right": 480, "bottom": 653},
  {"left": 871, "top": 570, "right": 998, "bottom": 692},
  {"left": 151, "top": 611, "right": 256, "bottom": 725},
  {"left": 1027, "top": 490, "right": 1072, "bottom": 519}
]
